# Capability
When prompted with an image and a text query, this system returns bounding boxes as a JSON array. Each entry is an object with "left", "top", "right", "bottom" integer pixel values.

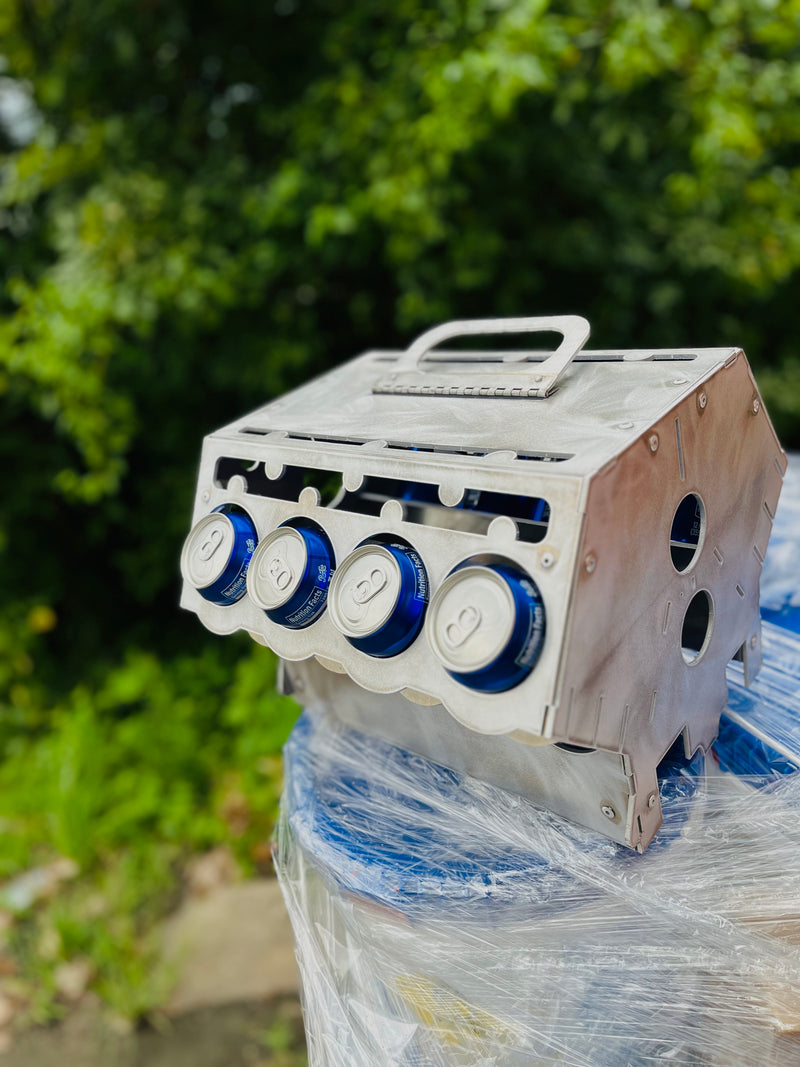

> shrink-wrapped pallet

[{"left": 275, "top": 696, "right": 800, "bottom": 1067}]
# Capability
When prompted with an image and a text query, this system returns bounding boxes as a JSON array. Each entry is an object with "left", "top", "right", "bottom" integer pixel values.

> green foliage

[
  {"left": 0, "top": 641, "right": 296, "bottom": 876},
  {"left": 8, "top": 844, "right": 178, "bottom": 1023},
  {"left": 0, "top": 640, "right": 297, "bottom": 1020},
  {"left": 3, "top": 0, "right": 800, "bottom": 678},
  {"left": 1, "top": 0, "right": 800, "bottom": 1021}
]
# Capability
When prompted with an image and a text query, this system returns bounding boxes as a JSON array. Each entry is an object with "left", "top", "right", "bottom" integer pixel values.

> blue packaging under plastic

[
  {"left": 758, "top": 455, "right": 800, "bottom": 635},
  {"left": 709, "top": 455, "right": 800, "bottom": 776},
  {"left": 275, "top": 706, "right": 800, "bottom": 1067},
  {"left": 715, "top": 622, "right": 800, "bottom": 775},
  {"left": 283, "top": 710, "right": 701, "bottom": 917}
]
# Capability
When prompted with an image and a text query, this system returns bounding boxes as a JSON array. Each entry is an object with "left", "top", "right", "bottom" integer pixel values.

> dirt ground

[{"left": 3, "top": 996, "right": 307, "bottom": 1067}]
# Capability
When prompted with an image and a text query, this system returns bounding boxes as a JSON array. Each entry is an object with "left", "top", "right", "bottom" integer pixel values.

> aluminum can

[
  {"left": 400, "top": 484, "right": 549, "bottom": 525},
  {"left": 427, "top": 563, "right": 546, "bottom": 692},
  {"left": 181, "top": 506, "right": 258, "bottom": 606},
  {"left": 329, "top": 539, "right": 428, "bottom": 657},
  {"left": 247, "top": 521, "right": 335, "bottom": 629}
]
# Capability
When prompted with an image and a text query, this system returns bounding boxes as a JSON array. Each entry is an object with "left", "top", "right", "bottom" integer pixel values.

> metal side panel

[
  {"left": 556, "top": 351, "right": 786, "bottom": 842},
  {"left": 282, "top": 658, "right": 637, "bottom": 849}
]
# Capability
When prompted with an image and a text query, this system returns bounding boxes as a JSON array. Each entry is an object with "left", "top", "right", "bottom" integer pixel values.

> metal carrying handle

[{"left": 375, "top": 315, "right": 591, "bottom": 399}]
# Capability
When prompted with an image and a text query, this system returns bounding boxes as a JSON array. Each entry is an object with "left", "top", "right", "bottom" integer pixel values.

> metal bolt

[
  {"left": 648, "top": 434, "right": 659, "bottom": 453},
  {"left": 201, "top": 490, "right": 211, "bottom": 503},
  {"left": 752, "top": 397, "right": 761, "bottom": 415},
  {"left": 750, "top": 634, "right": 758, "bottom": 649},
  {"left": 601, "top": 804, "right": 617, "bottom": 821},
  {"left": 533, "top": 375, "right": 543, "bottom": 383},
  {"left": 671, "top": 376, "right": 689, "bottom": 385},
  {"left": 648, "top": 792, "right": 657, "bottom": 809},
  {"left": 698, "top": 392, "right": 707, "bottom": 410},
  {"left": 584, "top": 553, "right": 597, "bottom": 574},
  {"left": 616, "top": 420, "right": 634, "bottom": 430},
  {"left": 541, "top": 552, "right": 555, "bottom": 569}
]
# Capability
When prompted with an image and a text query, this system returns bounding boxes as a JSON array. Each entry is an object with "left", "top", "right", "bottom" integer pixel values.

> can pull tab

[
  {"left": 198, "top": 527, "right": 225, "bottom": 562},
  {"left": 373, "top": 315, "right": 590, "bottom": 399},
  {"left": 343, "top": 567, "right": 388, "bottom": 623},
  {"left": 444, "top": 605, "right": 481, "bottom": 649},
  {"left": 265, "top": 547, "right": 294, "bottom": 592}
]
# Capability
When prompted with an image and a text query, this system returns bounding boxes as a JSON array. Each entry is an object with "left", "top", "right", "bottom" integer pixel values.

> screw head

[
  {"left": 752, "top": 398, "right": 761, "bottom": 415},
  {"left": 750, "top": 633, "right": 758, "bottom": 649},
  {"left": 541, "top": 551, "right": 555, "bottom": 569},
  {"left": 601, "top": 804, "right": 617, "bottom": 821},
  {"left": 648, "top": 792, "right": 657, "bottom": 809},
  {"left": 648, "top": 434, "right": 659, "bottom": 453},
  {"left": 698, "top": 392, "right": 707, "bottom": 410},
  {"left": 584, "top": 553, "right": 597, "bottom": 574},
  {"left": 201, "top": 490, "right": 211, "bottom": 503}
]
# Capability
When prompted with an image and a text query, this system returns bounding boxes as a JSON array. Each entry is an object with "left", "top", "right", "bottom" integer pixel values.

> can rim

[
  {"left": 181, "top": 512, "right": 237, "bottom": 590},
  {"left": 426, "top": 565, "right": 516, "bottom": 673},
  {"left": 328, "top": 544, "right": 402, "bottom": 639},
  {"left": 247, "top": 527, "right": 309, "bottom": 610}
]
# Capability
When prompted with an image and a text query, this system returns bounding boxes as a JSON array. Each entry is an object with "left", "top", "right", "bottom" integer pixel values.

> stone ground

[
  {"left": 3, "top": 877, "right": 307, "bottom": 1067},
  {"left": 162, "top": 879, "right": 300, "bottom": 1013},
  {"left": 3, "top": 997, "right": 306, "bottom": 1067}
]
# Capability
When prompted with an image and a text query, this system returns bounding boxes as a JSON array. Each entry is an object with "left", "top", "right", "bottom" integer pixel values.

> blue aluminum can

[
  {"left": 399, "top": 483, "right": 550, "bottom": 525},
  {"left": 329, "top": 538, "right": 428, "bottom": 657},
  {"left": 181, "top": 506, "right": 258, "bottom": 606},
  {"left": 397, "top": 483, "right": 550, "bottom": 541},
  {"left": 247, "top": 520, "right": 335, "bottom": 629},
  {"left": 427, "top": 562, "right": 546, "bottom": 692}
]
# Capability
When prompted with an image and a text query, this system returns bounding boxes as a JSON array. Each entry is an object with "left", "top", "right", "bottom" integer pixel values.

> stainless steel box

[{"left": 180, "top": 316, "right": 785, "bottom": 849}]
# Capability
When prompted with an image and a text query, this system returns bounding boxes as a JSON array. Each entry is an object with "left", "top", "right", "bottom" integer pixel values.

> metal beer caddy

[{"left": 180, "top": 315, "right": 785, "bottom": 851}]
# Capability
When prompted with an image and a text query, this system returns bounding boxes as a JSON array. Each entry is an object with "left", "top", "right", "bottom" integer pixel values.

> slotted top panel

[{"left": 219, "top": 347, "right": 739, "bottom": 477}]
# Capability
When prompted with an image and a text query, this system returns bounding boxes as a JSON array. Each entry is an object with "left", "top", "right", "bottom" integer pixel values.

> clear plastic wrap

[
  {"left": 715, "top": 621, "right": 800, "bottom": 775},
  {"left": 275, "top": 706, "right": 800, "bottom": 1067},
  {"left": 711, "top": 454, "right": 800, "bottom": 775},
  {"left": 760, "top": 454, "right": 800, "bottom": 632}
]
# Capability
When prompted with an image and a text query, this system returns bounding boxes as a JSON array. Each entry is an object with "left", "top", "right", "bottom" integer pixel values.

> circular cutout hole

[
  {"left": 670, "top": 493, "right": 705, "bottom": 572},
  {"left": 681, "top": 590, "right": 714, "bottom": 665}
]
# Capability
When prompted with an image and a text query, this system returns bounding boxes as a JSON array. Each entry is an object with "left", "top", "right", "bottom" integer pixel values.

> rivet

[
  {"left": 750, "top": 634, "right": 758, "bottom": 649},
  {"left": 648, "top": 792, "right": 657, "bottom": 809},
  {"left": 201, "top": 490, "right": 211, "bottom": 503},
  {"left": 648, "top": 434, "right": 659, "bottom": 453},
  {"left": 616, "top": 421, "right": 634, "bottom": 430},
  {"left": 752, "top": 397, "right": 761, "bottom": 415},
  {"left": 584, "top": 554, "right": 597, "bottom": 574},
  {"left": 541, "top": 552, "right": 555, "bottom": 569},
  {"left": 698, "top": 392, "right": 707, "bottom": 410},
  {"left": 533, "top": 375, "right": 543, "bottom": 383},
  {"left": 601, "top": 804, "right": 616, "bottom": 820}
]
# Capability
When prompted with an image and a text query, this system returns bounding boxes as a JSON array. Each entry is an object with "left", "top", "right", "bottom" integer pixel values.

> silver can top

[
  {"left": 426, "top": 566, "right": 515, "bottom": 673},
  {"left": 181, "top": 513, "right": 237, "bottom": 590},
  {"left": 247, "top": 527, "right": 309, "bottom": 610},
  {"left": 328, "top": 544, "right": 402, "bottom": 639}
]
